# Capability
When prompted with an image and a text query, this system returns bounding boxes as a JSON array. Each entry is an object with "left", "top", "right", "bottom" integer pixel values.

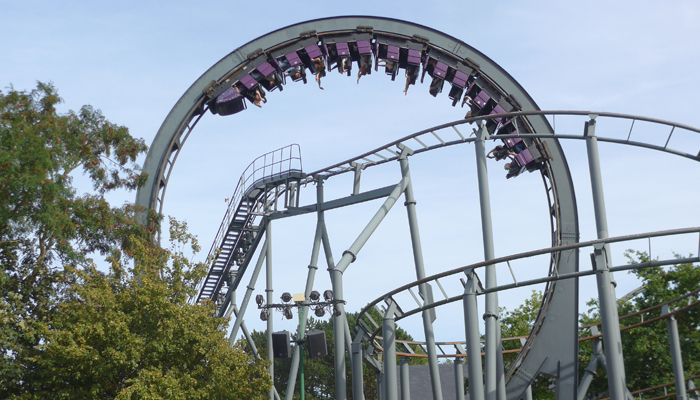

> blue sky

[{"left": 4, "top": 1, "right": 700, "bottom": 343}]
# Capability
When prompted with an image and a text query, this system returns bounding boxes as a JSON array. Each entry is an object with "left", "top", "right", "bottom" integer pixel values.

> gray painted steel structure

[{"left": 134, "top": 16, "right": 700, "bottom": 400}]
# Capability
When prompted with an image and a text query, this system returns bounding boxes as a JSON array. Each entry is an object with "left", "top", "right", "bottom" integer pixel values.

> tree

[
  {"left": 14, "top": 219, "right": 270, "bottom": 399},
  {"left": 578, "top": 251, "right": 700, "bottom": 399},
  {"left": 1, "top": 82, "right": 150, "bottom": 394},
  {"left": 1, "top": 83, "right": 271, "bottom": 398}
]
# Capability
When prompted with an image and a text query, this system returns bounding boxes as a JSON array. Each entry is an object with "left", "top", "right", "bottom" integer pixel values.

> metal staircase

[{"left": 194, "top": 144, "right": 304, "bottom": 304}]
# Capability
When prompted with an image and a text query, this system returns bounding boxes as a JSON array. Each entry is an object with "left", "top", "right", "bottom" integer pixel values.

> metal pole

[
  {"left": 400, "top": 357, "right": 411, "bottom": 400},
  {"left": 663, "top": 304, "right": 687, "bottom": 400},
  {"left": 230, "top": 242, "right": 268, "bottom": 341},
  {"left": 352, "top": 332, "right": 366, "bottom": 400},
  {"left": 323, "top": 222, "right": 347, "bottom": 400},
  {"left": 585, "top": 117, "right": 628, "bottom": 400},
  {"left": 299, "top": 307, "right": 305, "bottom": 400},
  {"left": 331, "top": 269, "right": 347, "bottom": 400},
  {"left": 345, "top": 316, "right": 355, "bottom": 373},
  {"left": 383, "top": 302, "right": 399, "bottom": 400},
  {"left": 523, "top": 383, "right": 533, "bottom": 400},
  {"left": 496, "top": 326, "right": 506, "bottom": 400},
  {"left": 266, "top": 219, "right": 275, "bottom": 400},
  {"left": 378, "top": 372, "right": 386, "bottom": 400},
  {"left": 464, "top": 268, "right": 485, "bottom": 400},
  {"left": 455, "top": 357, "right": 465, "bottom": 400},
  {"left": 688, "top": 380, "right": 699, "bottom": 400},
  {"left": 333, "top": 176, "right": 409, "bottom": 275},
  {"left": 518, "top": 338, "right": 533, "bottom": 400},
  {"left": 473, "top": 123, "right": 502, "bottom": 400},
  {"left": 285, "top": 180, "right": 325, "bottom": 400},
  {"left": 578, "top": 326, "right": 603, "bottom": 400},
  {"left": 399, "top": 147, "right": 443, "bottom": 400}
]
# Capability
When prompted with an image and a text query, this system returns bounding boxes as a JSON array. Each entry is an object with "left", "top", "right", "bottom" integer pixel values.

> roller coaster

[{"left": 135, "top": 16, "right": 700, "bottom": 400}]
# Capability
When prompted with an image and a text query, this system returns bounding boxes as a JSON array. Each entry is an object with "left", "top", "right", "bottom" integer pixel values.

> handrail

[{"left": 195, "top": 144, "right": 302, "bottom": 299}]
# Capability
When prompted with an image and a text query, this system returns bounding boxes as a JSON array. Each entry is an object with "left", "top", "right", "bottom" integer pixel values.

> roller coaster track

[{"left": 135, "top": 16, "right": 700, "bottom": 400}]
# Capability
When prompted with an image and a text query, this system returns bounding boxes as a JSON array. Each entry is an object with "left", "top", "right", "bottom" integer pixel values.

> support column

[
  {"left": 378, "top": 372, "right": 386, "bottom": 400},
  {"left": 585, "top": 117, "right": 627, "bottom": 400},
  {"left": 663, "top": 304, "right": 687, "bottom": 400},
  {"left": 330, "top": 259, "right": 347, "bottom": 400},
  {"left": 400, "top": 357, "right": 411, "bottom": 400},
  {"left": 518, "top": 338, "right": 533, "bottom": 400},
  {"left": 578, "top": 326, "right": 603, "bottom": 400},
  {"left": 473, "top": 123, "right": 502, "bottom": 400},
  {"left": 352, "top": 333, "right": 366, "bottom": 400},
  {"left": 230, "top": 242, "right": 268, "bottom": 341},
  {"left": 265, "top": 219, "right": 275, "bottom": 400},
  {"left": 345, "top": 316, "right": 355, "bottom": 373},
  {"left": 383, "top": 302, "right": 399, "bottom": 400},
  {"left": 688, "top": 380, "right": 699, "bottom": 400},
  {"left": 464, "top": 268, "right": 485, "bottom": 400},
  {"left": 285, "top": 180, "right": 326, "bottom": 400},
  {"left": 398, "top": 145, "right": 443, "bottom": 400},
  {"left": 455, "top": 358, "right": 465, "bottom": 400}
]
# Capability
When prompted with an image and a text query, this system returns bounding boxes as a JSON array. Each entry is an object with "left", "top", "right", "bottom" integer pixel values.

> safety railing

[{"left": 195, "top": 144, "right": 302, "bottom": 299}]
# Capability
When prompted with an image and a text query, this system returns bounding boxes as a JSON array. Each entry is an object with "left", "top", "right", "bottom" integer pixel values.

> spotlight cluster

[{"left": 255, "top": 289, "right": 343, "bottom": 321}]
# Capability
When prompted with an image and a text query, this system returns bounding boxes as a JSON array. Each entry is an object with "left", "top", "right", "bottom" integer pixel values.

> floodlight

[
  {"left": 333, "top": 306, "right": 342, "bottom": 316},
  {"left": 284, "top": 307, "right": 294, "bottom": 320},
  {"left": 309, "top": 290, "right": 320, "bottom": 301},
  {"left": 281, "top": 292, "right": 293, "bottom": 303},
  {"left": 260, "top": 310, "right": 268, "bottom": 321},
  {"left": 314, "top": 307, "right": 326, "bottom": 317},
  {"left": 256, "top": 294, "right": 264, "bottom": 306},
  {"left": 323, "top": 290, "right": 333, "bottom": 301}
]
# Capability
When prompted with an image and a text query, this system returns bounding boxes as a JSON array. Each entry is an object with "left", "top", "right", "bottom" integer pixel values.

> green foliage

[
  {"left": 12, "top": 220, "right": 270, "bottom": 399},
  {"left": 0, "top": 83, "right": 271, "bottom": 399},
  {"left": 1, "top": 82, "right": 151, "bottom": 395},
  {"left": 578, "top": 251, "right": 700, "bottom": 399}
]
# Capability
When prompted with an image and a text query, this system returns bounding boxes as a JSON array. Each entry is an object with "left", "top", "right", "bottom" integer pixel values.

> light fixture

[
  {"left": 281, "top": 292, "right": 293, "bottom": 303},
  {"left": 323, "top": 290, "right": 333, "bottom": 301},
  {"left": 256, "top": 294, "right": 264, "bottom": 306},
  {"left": 284, "top": 307, "right": 294, "bottom": 320},
  {"left": 309, "top": 290, "right": 320, "bottom": 301},
  {"left": 314, "top": 307, "right": 325, "bottom": 317},
  {"left": 260, "top": 310, "right": 268, "bottom": 321},
  {"left": 333, "top": 306, "right": 341, "bottom": 317}
]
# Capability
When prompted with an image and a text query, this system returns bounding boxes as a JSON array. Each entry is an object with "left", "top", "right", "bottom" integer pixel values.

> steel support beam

[
  {"left": 455, "top": 358, "right": 466, "bottom": 400},
  {"left": 265, "top": 218, "right": 275, "bottom": 400},
  {"left": 663, "top": 304, "right": 687, "bottom": 400},
  {"left": 473, "top": 123, "right": 504, "bottom": 400},
  {"left": 401, "top": 357, "right": 411, "bottom": 400},
  {"left": 383, "top": 302, "right": 399, "bottom": 400},
  {"left": 352, "top": 332, "right": 366, "bottom": 400},
  {"left": 333, "top": 177, "right": 409, "bottom": 275},
  {"left": 284, "top": 179, "right": 326, "bottom": 400},
  {"left": 577, "top": 326, "right": 603, "bottom": 400},
  {"left": 230, "top": 242, "right": 268, "bottom": 341},
  {"left": 464, "top": 268, "right": 485, "bottom": 400},
  {"left": 398, "top": 146, "right": 443, "bottom": 400},
  {"left": 585, "top": 118, "right": 627, "bottom": 400},
  {"left": 688, "top": 380, "right": 699, "bottom": 400}
]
